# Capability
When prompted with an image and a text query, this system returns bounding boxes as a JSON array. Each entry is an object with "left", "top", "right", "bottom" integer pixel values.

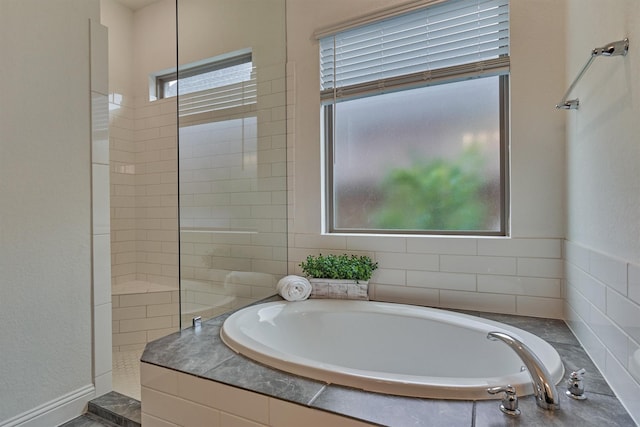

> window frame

[
  {"left": 154, "top": 51, "right": 253, "bottom": 100},
  {"left": 321, "top": 0, "right": 510, "bottom": 236}
]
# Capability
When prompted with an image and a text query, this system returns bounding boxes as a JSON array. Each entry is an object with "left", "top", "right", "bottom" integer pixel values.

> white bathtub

[{"left": 220, "top": 300, "right": 564, "bottom": 400}]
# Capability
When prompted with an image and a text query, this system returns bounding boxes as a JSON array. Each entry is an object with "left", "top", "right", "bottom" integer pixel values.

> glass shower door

[{"left": 176, "top": 0, "right": 287, "bottom": 326}]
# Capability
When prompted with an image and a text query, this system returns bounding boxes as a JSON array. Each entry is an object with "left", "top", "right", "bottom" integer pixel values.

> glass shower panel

[{"left": 177, "top": 0, "right": 287, "bottom": 326}]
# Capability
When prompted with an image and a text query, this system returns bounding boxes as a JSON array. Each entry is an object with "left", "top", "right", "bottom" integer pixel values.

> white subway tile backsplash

[
  {"left": 516, "top": 296, "right": 563, "bottom": 318},
  {"left": 604, "top": 351, "right": 640, "bottom": 424},
  {"left": 564, "top": 240, "right": 590, "bottom": 270},
  {"left": 373, "top": 285, "right": 439, "bottom": 307},
  {"left": 590, "top": 305, "right": 629, "bottom": 368},
  {"left": 406, "top": 237, "right": 476, "bottom": 255},
  {"left": 565, "top": 281, "right": 591, "bottom": 322},
  {"left": 478, "top": 275, "right": 561, "bottom": 297},
  {"left": 590, "top": 250, "right": 628, "bottom": 296},
  {"left": 478, "top": 238, "right": 561, "bottom": 258},
  {"left": 372, "top": 269, "right": 406, "bottom": 286},
  {"left": 565, "top": 302, "right": 608, "bottom": 369},
  {"left": 407, "top": 271, "right": 476, "bottom": 292},
  {"left": 376, "top": 252, "right": 439, "bottom": 272},
  {"left": 440, "top": 255, "right": 516, "bottom": 275},
  {"left": 565, "top": 262, "right": 606, "bottom": 312},
  {"left": 607, "top": 289, "right": 640, "bottom": 344},
  {"left": 293, "top": 234, "right": 347, "bottom": 250},
  {"left": 440, "top": 290, "right": 516, "bottom": 314},
  {"left": 347, "top": 236, "right": 405, "bottom": 253},
  {"left": 516, "top": 258, "right": 563, "bottom": 278}
]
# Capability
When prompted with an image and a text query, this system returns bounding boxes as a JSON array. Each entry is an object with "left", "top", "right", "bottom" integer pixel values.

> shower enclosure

[
  {"left": 106, "top": 0, "right": 287, "bottom": 399},
  {"left": 176, "top": 0, "right": 288, "bottom": 325}
]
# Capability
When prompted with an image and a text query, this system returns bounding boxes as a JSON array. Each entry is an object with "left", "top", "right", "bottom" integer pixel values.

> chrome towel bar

[{"left": 556, "top": 38, "right": 629, "bottom": 110}]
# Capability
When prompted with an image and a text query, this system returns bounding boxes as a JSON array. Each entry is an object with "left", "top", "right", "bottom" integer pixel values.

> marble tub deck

[{"left": 141, "top": 297, "right": 636, "bottom": 426}]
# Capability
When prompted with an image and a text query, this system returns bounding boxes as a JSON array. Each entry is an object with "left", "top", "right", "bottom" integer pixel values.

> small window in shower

[
  {"left": 151, "top": 49, "right": 256, "bottom": 116},
  {"left": 320, "top": 0, "right": 510, "bottom": 235}
]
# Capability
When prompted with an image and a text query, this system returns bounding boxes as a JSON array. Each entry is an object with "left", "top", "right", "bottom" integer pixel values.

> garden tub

[{"left": 220, "top": 300, "right": 564, "bottom": 400}]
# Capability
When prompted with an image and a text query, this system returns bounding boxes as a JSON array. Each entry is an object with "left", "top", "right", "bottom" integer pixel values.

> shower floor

[{"left": 112, "top": 349, "right": 143, "bottom": 400}]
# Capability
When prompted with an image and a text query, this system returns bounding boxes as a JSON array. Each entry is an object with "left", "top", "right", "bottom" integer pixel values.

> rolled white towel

[{"left": 276, "top": 275, "right": 312, "bottom": 302}]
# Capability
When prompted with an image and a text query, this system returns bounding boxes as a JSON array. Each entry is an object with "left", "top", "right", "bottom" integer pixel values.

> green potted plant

[{"left": 299, "top": 254, "right": 378, "bottom": 300}]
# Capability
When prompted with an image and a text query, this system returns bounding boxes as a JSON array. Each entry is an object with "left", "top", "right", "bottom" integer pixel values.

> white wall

[
  {"left": 0, "top": 0, "right": 110, "bottom": 424},
  {"left": 564, "top": 0, "right": 640, "bottom": 423},
  {"left": 286, "top": 0, "right": 567, "bottom": 318}
]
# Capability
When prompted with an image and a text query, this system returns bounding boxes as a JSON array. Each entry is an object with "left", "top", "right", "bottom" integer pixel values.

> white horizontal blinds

[
  {"left": 178, "top": 71, "right": 257, "bottom": 117},
  {"left": 175, "top": 53, "right": 256, "bottom": 117},
  {"left": 320, "top": 0, "right": 509, "bottom": 101}
]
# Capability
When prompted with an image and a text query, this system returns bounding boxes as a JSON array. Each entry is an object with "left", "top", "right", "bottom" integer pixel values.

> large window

[{"left": 320, "top": 0, "right": 509, "bottom": 235}]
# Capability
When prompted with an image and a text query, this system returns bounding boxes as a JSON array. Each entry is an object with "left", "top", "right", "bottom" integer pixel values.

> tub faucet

[{"left": 487, "top": 331, "right": 560, "bottom": 411}]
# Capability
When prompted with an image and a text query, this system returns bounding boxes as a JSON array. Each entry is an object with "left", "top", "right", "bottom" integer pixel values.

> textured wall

[{"left": 0, "top": 0, "right": 99, "bottom": 422}]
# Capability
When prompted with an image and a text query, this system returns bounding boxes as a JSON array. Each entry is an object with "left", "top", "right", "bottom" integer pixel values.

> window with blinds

[
  {"left": 319, "top": 0, "right": 509, "bottom": 102},
  {"left": 320, "top": 0, "right": 510, "bottom": 235},
  {"left": 152, "top": 51, "right": 256, "bottom": 117}
]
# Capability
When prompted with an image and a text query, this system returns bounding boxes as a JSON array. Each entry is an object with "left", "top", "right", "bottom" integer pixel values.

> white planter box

[{"left": 308, "top": 278, "right": 369, "bottom": 300}]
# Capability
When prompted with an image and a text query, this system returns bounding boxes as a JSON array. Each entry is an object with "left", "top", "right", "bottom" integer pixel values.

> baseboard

[{"left": 0, "top": 384, "right": 95, "bottom": 427}]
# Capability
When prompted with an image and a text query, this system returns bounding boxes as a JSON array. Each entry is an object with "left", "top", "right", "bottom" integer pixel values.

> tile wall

[
  {"left": 112, "top": 284, "right": 180, "bottom": 352},
  {"left": 110, "top": 96, "right": 179, "bottom": 288},
  {"left": 565, "top": 240, "right": 640, "bottom": 422},
  {"left": 109, "top": 91, "right": 137, "bottom": 284},
  {"left": 288, "top": 235, "right": 565, "bottom": 319},
  {"left": 141, "top": 363, "right": 370, "bottom": 427}
]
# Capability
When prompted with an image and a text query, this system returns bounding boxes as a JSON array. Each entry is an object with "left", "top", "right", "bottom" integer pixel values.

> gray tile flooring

[{"left": 58, "top": 392, "right": 141, "bottom": 427}]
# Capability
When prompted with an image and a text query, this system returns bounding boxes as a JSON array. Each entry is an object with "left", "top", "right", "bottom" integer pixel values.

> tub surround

[
  {"left": 141, "top": 297, "right": 635, "bottom": 426},
  {"left": 220, "top": 300, "right": 564, "bottom": 400}
]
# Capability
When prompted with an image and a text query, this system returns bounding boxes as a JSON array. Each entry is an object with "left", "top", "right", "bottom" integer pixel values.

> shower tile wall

[
  {"left": 178, "top": 62, "right": 288, "bottom": 318},
  {"left": 110, "top": 96, "right": 179, "bottom": 289},
  {"left": 110, "top": 63, "right": 287, "bottom": 336},
  {"left": 109, "top": 95, "right": 180, "bottom": 349},
  {"left": 133, "top": 98, "right": 179, "bottom": 288},
  {"left": 110, "top": 93, "right": 137, "bottom": 285}
]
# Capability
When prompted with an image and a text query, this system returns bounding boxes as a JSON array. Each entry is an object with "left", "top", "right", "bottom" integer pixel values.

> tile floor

[{"left": 112, "top": 349, "right": 143, "bottom": 401}]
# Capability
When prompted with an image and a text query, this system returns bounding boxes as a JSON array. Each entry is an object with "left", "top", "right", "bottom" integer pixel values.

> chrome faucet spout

[{"left": 487, "top": 331, "right": 560, "bottom": 410}]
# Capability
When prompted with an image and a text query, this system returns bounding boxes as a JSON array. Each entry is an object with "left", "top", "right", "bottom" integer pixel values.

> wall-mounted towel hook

[{"left": 556, "top": 38, "right": 629, "bottom": 110}]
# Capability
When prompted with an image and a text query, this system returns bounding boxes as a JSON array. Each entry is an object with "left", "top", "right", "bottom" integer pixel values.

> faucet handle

[
  {"left": 566, "top": 368, "right": 587, "bottom": 400},
  {"left": 487, "top": 385, "right": 521, "bottom": 416}
]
